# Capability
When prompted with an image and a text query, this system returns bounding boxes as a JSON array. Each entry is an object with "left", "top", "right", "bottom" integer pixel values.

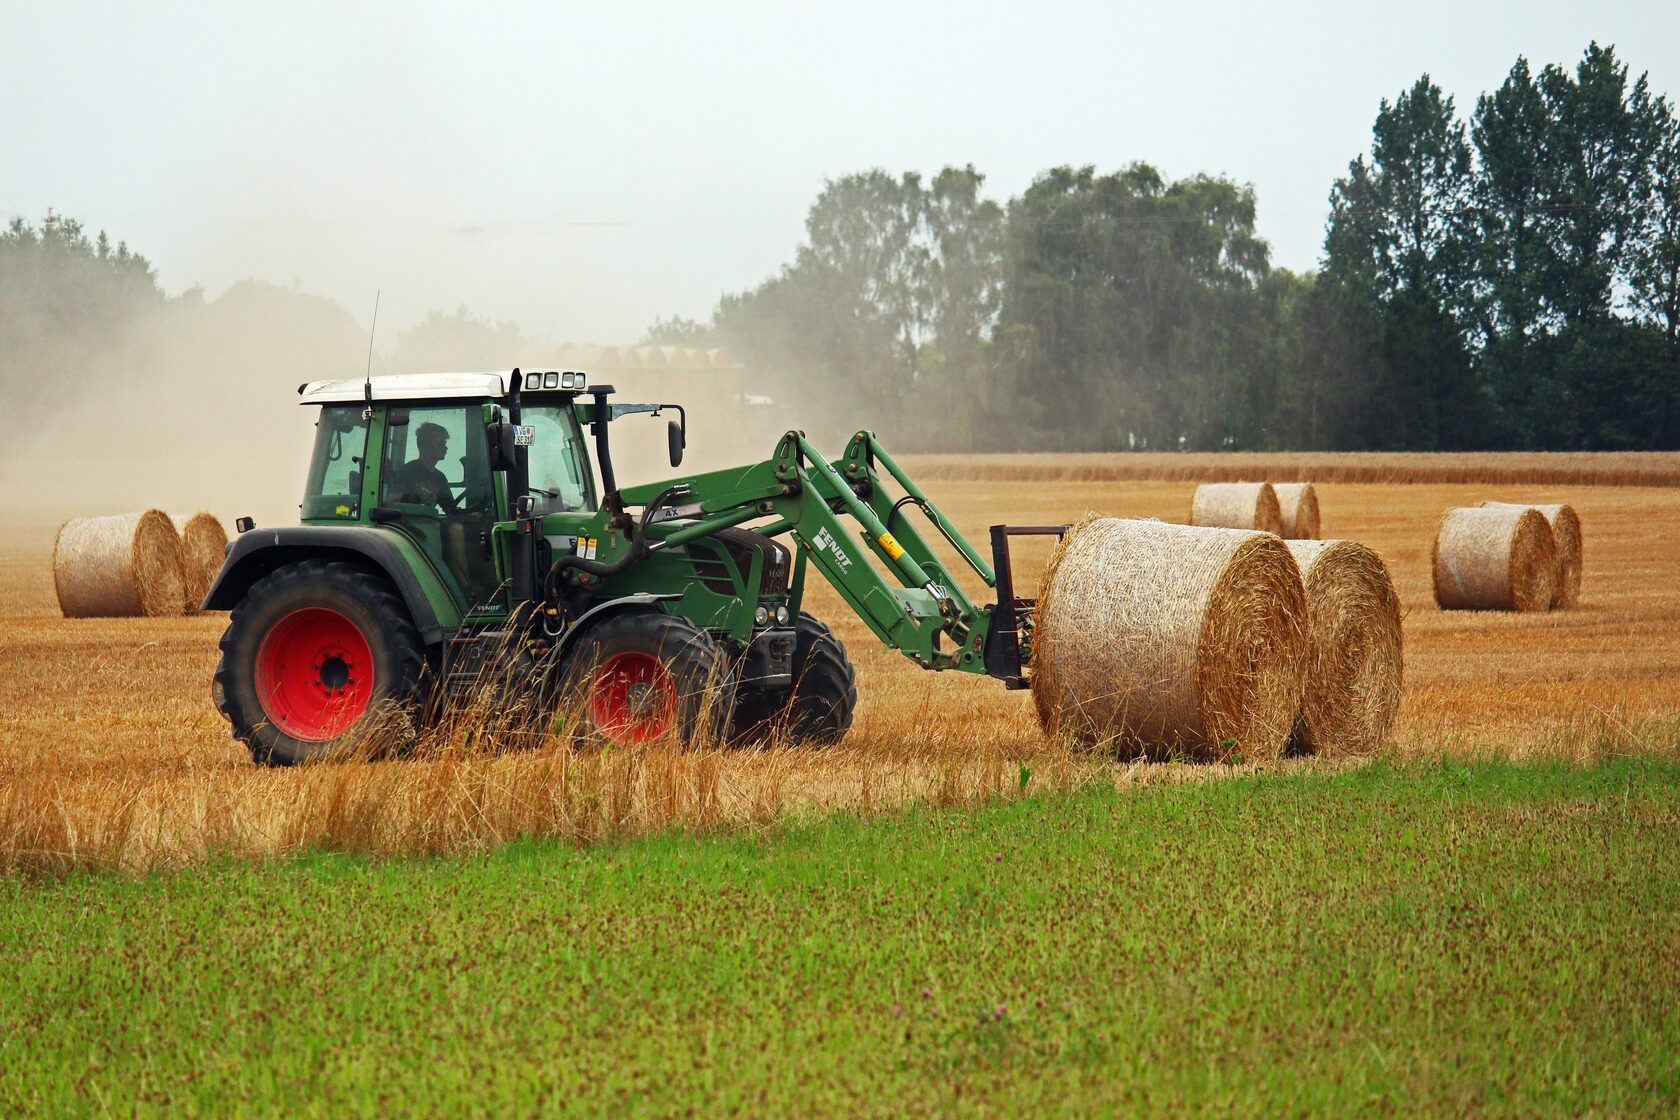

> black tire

[
  {"left": 214, "top": 560, "right": 428, "bottom": 766},
  {"left": 731, "top": 613, "right": 857, "bottom": 746},
  {"left": 558, "top": 610, "right": 736, "bottom": 748}
]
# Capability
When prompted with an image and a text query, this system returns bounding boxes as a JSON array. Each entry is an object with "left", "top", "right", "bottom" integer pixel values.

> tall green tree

[
  {"left": 1323, "top": 76, "right": 1485, "bottom": 449},
  {"left": 918, "top": 166, "right": 1007, "bottom": 441},
  {"left": 1535, "top": 43, "right": 1669, "bottom": 327},
  {"left": 1470, "top": 58, "right": 1551, "bottom": 438},
  {"left": 0, "top": 212, "right": 162, "bottom": 424},
  {"left": 710, "top": 168, "right": 1010, "bottom": 446},
  {"left": 1326, "top": 77, "right": 1476, "bottom": 312},
  {"left": 999, "top": 164, "right": 1270, "bottom": 450},
  {"left": 1629, "top": 115, "right": 1680, "bottom": 350}
]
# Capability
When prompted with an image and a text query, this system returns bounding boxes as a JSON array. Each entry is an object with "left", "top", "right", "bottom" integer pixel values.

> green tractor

[{"left": 204, "top": 369, "right": 1062, "bottom": 763}]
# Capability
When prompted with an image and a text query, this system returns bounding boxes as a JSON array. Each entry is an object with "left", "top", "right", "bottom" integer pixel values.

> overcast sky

[{"left": 6, "top": 0, "right": 1679, "bottom": 347}]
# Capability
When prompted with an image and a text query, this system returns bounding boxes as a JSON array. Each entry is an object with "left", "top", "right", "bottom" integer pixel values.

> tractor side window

[
  {"left": 380, "top": 405, "right": 486, "bottom": 514},
  {"left": 524, "top": 405, "right": 596, "bottom": 514},
  {"left": 301, "top": 405, "right": 369, "bottom": 520}
]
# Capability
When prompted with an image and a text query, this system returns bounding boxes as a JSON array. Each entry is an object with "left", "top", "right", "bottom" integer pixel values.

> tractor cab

[{"left": 295, "top": 371, "right": 604, "bottom": 613}]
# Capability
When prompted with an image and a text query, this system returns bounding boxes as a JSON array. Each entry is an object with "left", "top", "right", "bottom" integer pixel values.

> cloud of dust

[
  {"left": 0, "top": 275, "right": 794, "bottom": 531},
  {"left": 1, "top": 279, "right": 367, "bottom": 528}
]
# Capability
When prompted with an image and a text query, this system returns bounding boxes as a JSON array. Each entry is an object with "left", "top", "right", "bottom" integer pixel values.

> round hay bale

[
  {"left": 52, "top": 511, "right": 187, "bottom": 618},
  {"left": 171, "top": 512, "right": 229, "bottom": 613},
  {"left": 1432, "top": 506, "right": 1555, "bottom": 612},
  {"left": 1274, "top": 482, "right": 1321, "bottom": 540},
  {"left": 1189, "top": 482, "right": 1283, "bottom": 535},
  {"left": 1285, "top": 540, "right": 1403, "bottom": 757},
  {"left": 1478, "top": 501, "right": 1582, "bottom": 607},
  {"left": 1031, "top": 517, "right": 1308, "bottom": 762}
]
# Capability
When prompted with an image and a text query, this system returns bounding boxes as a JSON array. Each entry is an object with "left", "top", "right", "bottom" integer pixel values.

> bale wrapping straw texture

[
  {"left": 1273, "top": 482, "right": 1320, "bottom": 540},
  {"left": 1285, "top": 540, "right": 1403, "bottom": 757},
  {"left": 1478, "top": 501, "right": 1582, "bottom": 607},
  {"left": 1032, "top": 517, "right": 1308, "bottom": 761},
  {"left": 1190, "top": 482, "right": 1284, "bottom": 535},
  {"left": 171, "top": 512, "right": 229, "bottom": 612},
  {"left": 53, "top": 510, "right": 187, "bottom": 618},
  {"left": 1432, "top": 506, "right": 1555, "bottom": 612}
]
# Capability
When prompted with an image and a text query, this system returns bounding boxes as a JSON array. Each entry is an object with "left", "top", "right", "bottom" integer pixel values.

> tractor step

[{"left": 440, "top": 629, "right": 519, "bottom": 697}]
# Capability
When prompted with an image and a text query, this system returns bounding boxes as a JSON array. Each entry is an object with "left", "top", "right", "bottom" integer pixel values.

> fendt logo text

[{"left": 811, "top": 528, "right": 853, "bottom": 572}]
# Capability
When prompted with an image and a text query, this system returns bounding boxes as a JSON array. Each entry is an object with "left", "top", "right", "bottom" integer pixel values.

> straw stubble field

[{"left": 2, "top": 459, "right": 1677, "bottom": 869}]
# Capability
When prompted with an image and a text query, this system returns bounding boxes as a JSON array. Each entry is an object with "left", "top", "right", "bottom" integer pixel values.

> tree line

[
  {"left": 657, "top": 43, "right": 1680, "bottom": 452},
  {"left": 7, "top": 42, "right": 1675, "bottom": 457}
]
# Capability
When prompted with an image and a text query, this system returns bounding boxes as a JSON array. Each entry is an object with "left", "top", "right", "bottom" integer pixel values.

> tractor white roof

[{"left": 298, "top": 371, "right": 579, "bottom": 405}]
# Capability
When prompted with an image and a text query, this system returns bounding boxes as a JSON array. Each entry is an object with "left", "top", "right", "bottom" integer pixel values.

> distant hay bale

[
  {"left": 1432, "top": 506, "right": 1556, "bottom": 612},
  {"left": 1285, "top": 540, "right": 1403, "bottom": 757},
  {"left": 1274, "top": 482, "right": 1321, "bottom": 540},
  {"left": 53, "top": 511, "right": 187, "bottom": 618},
  {"left": 1190, "top": 482, "right": 1283, "bottom": 535},
  {"left": 1031, "top": 517, "right": 1308, "bottom": 762},
  {"left": 171, "top": 512, "right": 229, "bottom": 612},
  {"left": 1479, "top": 501, "right": 1582, "bottom": 607}
]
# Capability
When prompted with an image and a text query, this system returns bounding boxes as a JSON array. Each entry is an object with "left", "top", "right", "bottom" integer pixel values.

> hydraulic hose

[{"left": 541, "top": 484, "right": 689, "bottom": 602}]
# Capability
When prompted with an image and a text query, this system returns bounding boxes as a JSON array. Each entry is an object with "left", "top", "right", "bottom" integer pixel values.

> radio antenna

[{"left": 362, "top": 290, "right": 380, "bottom": 420}]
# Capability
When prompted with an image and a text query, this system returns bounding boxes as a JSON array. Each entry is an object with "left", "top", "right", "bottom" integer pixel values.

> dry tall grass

[{"left": 3, "top": 465, "right": 1679, "bottom": 871}]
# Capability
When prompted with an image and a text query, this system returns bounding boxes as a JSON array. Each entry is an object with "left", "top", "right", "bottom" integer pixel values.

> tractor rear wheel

[
  {"left": 559, "top": 611, "right": 736, "bottom": 748},
  {"left": 732, "top": 613, "right": 857, "bottom": 745},
  {"left": 214, "top": 560, "right": 428, "bottom": 766}
]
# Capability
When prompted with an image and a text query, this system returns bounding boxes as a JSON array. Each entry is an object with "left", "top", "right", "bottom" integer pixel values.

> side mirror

[
  {"left": 667, "top": 418, "right": 685, "bottom": 468},
  {"left": 489, "top": 422, "right": 518, "bottom": 471}
]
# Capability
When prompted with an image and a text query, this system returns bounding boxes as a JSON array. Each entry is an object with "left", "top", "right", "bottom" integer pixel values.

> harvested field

[{"left": 2, "top": 461, "right": 1678, "bottom": 869}]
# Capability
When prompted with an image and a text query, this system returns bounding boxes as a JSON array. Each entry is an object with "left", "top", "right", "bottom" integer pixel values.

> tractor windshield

[
  {"left": 523, "top": 405, "right": 595, "bottom": 514},
  {"left": 301, "top": 405, "right": 369, "bottom": 520}
]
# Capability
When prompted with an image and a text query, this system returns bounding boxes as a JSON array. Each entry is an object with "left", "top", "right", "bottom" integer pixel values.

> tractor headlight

[
  {"left": 542, "top": 371, "right": 559, "bottom": 389},
  {"left": 754, "top": 606, "right": 770, "bottom": 627},
  {"left": 775, "top": 605, "right": 791, "bottom": 626}
]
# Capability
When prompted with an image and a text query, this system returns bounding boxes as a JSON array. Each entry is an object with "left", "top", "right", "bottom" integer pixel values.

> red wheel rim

[
  {"left": 588, "top": 651, "right": 677, "bottom": 745},
  {"left": 255, "top": 607, "right": 375, "bottom": 741}
]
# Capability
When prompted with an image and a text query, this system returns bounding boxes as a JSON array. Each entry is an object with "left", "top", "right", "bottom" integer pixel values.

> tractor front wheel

[
  {"left": 731, "top": 613, "right": 857, "bottom": 746},
  {"left": 559, "top": 611, "right": 735, "bottom": 748},
  {"left": 214, "top": 560, "right": 428, "bottom": 765}
]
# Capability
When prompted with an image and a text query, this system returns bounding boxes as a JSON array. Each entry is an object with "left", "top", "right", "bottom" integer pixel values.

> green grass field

[{"left": 3, "top": 758, "right": 1678, "bottom": 1116}]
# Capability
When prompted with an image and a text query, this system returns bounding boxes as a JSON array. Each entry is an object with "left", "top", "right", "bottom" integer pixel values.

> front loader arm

[{"left": 618, "top": 433, "right": 997, "bottom": 673}]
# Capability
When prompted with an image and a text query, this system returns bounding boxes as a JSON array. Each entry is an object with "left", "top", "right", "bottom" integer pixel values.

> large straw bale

[
  {"left": 1274, "top": 482, "right": 1320, "bottom": 540},
  {"left": 170, "top": 513, "right": 229, "bottom": 613},
  {"left": 53, "top": 511, "right": 187, "bottom": 618},
  {"left": 1478, "top": 501, "right": 1582, "bottom": 607},
  {"left": 1432, "top": 506, "right": 1555, "bottom": 611},
  {"left": 1031, "top": 517, "right": 1308, "bottom": 762},
  {"left": 1189, "top": 482, "right": 1283, "bottom": 535},
  {"left": 1285, "top": 540, "right": 1403, "bottom": 757}
]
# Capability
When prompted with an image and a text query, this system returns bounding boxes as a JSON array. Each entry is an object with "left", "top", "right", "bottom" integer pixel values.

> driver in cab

[{"left": 387, "top": 422, "right": 460, "bottom": 513}]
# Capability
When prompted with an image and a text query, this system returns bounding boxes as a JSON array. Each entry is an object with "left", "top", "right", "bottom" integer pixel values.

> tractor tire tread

[
  {"left": 214, "top": 558, "right": 426, "bottom": 766},
  {"left": 732, "top": 613, "right": 857, "bottom": 746},
  {"left": 560, "top": 610, "right": 737, "bottom": 748}
]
